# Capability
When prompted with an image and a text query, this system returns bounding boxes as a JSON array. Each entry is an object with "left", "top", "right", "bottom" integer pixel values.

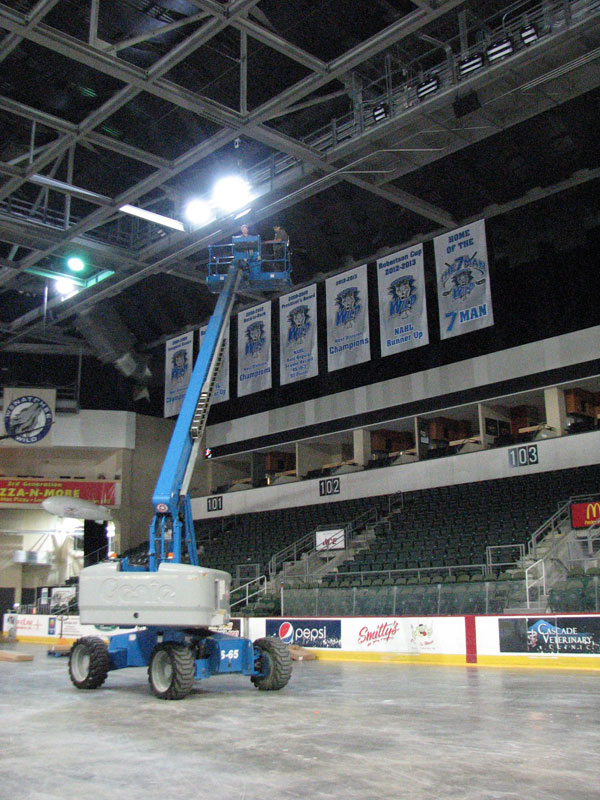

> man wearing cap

[{"left": 272, "top": 223, "right": 289, "bottom": 263}]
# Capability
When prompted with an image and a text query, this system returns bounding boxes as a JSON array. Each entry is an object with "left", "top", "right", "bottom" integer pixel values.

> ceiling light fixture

[
  {"left": 212, "top": 175, "right": 253, "bottom": 212},
  {"left": 520, "top": 24, "right": 538, "bottom": 45},
  {"left": 458, "top": 54, "right": 484, "bottom": 77},
  {"left": 119, "top": 204, "right": 185, "bottom": 232},
  {"left": 373, "top": 102, "right": 389, "bottom": 123},
  {"left": 416, "top": 76, "right": 440, "bottom": 99},
  {"left": 486, "top": 38, "right": 513, "bottom": 63},
  {"left": 66, "top": 256, "right": 85, "bottom": 272}
]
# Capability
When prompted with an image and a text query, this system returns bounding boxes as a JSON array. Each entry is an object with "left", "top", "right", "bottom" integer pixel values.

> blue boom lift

[{"left": 68, "top": 235, "right": 292, "bottom": 700}]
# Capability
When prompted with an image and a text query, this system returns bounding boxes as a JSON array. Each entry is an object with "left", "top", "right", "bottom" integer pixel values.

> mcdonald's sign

[{"left": 570, "top": 501, "right": 600, "bottom": 529}]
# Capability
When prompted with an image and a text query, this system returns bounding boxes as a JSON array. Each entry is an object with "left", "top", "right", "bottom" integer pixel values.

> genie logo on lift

[{"left": 266, "top": 619, "right": 341, "bottom": 649}]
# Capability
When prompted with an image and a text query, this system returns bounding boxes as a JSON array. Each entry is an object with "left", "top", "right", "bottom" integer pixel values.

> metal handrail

[
  {"left": 578, "top": 514, "right": 600, "bottom": 556},
  {"left": 486, "top": 543, "right": 526, "bottom": 569},
  {"left": 247, "top": 0, "right": 600, "bottom": 192},
  {"left": 268, "top": 506, "right": 379, "bottom": 578},
  {"left": 528, "top": 499, "right": 572, "bottom": 558},
  {"left": 322, "top": 562, "right": 488, "bottom": 585},
  {"left": 230, "top": 574, "right": 267, "bottom": 609},
  {"left": 525, "top": 558, "right": 546, "bottom": 608},
  {"left": 388, "top": 490, "right": 404, "bottom": 515}
]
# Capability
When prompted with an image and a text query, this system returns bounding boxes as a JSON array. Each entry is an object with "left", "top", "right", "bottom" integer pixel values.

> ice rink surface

[{"left": 1, "top": 644, "right": 599, "bottom": 800}]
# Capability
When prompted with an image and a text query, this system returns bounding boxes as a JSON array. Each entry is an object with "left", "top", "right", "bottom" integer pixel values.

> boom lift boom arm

[{"left": 148, "top": 264, "right": 242, "bottom": 570}]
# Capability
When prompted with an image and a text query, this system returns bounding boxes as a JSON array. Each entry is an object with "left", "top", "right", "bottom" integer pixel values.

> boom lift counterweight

[{"left": 69, "top": 237, "right": 292, "bottom": 699}]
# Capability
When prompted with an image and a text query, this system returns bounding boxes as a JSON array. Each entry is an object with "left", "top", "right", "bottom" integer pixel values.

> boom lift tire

[
  {"left": 251, "top": 637, "right": 292, "bottom": 691},
  {"left": 69, "top": 636, "right": 110, "bottom": 690},
  {"left": 148, "top": 642, "right": 195, "bottom": 700}
]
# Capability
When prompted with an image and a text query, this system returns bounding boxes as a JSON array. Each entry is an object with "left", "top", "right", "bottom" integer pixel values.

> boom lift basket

[{"left": 207, "top": 234, "right": 291, "bottom": 293}]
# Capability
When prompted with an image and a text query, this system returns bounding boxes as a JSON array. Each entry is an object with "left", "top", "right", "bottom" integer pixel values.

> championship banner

[
  {"left": 164, "top": 331, "right": 193, "bottom": 417},
  {"left": 377, "top": 244, "right": 428, "bottom": 356},
  {"left": 199, "top": 325, "right": 230, "bottom": 403},
  {"left": 326, "top": 264, "right": 371, "bottom": 373},
  {"left": 237, "top": 301, "right": 272, "bottom": 397},
  {"left": 434, "top": 219, "right": 494, "bottom": 340},
  {"left": 279, "top": 284, "right": 318, "bottom": 386},
  {"left": 1, "top": 387, "right": 56, "bottom": 447}
]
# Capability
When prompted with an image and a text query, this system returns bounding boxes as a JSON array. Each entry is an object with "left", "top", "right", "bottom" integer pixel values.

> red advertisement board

[
  {"left": 0, "top": 479, "right": 118, "bottom": 506},
  {"left": 570, "top": 501, "right": 600, "bottom": 529}
]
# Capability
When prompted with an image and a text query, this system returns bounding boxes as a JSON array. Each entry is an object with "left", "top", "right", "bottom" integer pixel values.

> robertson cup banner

[{"left": 377, "top": 244, "right": 429, "bottom": 356}]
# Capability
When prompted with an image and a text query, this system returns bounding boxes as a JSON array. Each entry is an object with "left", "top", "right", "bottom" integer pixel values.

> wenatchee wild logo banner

[
  {"left": 3, "top": 394, "right": 54, "bottom": 444},
  {"left": 279, "top": 284, "right": 318, "bottom": 385},
  {"left": 434, "top": 219, "right": 494, "bottom": 340},
  {"left": 326, "top": 264, "right": 371, "bottom": 372},
  {"left": 237, "top": 301, "right": 272, "bottom": 397}
]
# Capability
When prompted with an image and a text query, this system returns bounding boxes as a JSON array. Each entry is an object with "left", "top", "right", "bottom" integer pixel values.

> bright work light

[
  {"left": 417, "top": 76, "right": 439, "bottom": 100},
  {"left": 520, "top": 24, "right": 538, "bottom": 45},
  {"left": 184, "top": 199, "right": 213, "bottom": 227},
  {"left": 458, "top": 54, "right": 484, "bottom": 77},
  {"left": 212, "top": 176, "right": 252, "bottom": 213}
]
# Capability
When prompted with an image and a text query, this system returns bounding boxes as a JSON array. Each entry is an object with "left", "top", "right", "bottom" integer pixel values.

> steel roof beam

[
  {"left": 0, "top": 0, "right": 461, "bottom": 316},
  {"left": 1, "top": 342, "right": 92, "bottom": 355},
  {"left": 107, "top": 11, "right": 211, "bottom": 53},
  {"left": 231, "top": 16, "right": 328, "bottom": 75},
  {"left": 250, "top": 126, "right": 455, "bottom": 227},
  {"left": 0, "top": 0, "right": 261, "bottom": 259},
  {"left": 0, "top": 95, "right": 172, "bottom": 170},
  {"left": 0, "top": 4, "right": 247, "bottom": 127},
  {"left": 247, "top": 0, "right": 466, "bottom": 123},
  {"left": 0, "top": 0, "right": 60, "bottom": 65}
]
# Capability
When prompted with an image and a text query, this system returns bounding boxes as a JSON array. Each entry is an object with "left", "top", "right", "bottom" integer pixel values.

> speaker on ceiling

[{"left": 452, "top": 90, "right": 481, "bottom": 118}]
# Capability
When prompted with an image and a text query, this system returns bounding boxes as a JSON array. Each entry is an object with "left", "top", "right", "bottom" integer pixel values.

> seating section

[
  {"left": 196, "top": 495, "right": 390, "bottom": 578},
  {"left": 549, "top": 571, "right": 600, "bottom": 612},
  {"left": 121, "top": 465, "right": 600, "bottom": 617},
  {"left": 328, "top": 464, "right": 600, "bottom": 581},
  {"left": 282, "top": 576, "right": 530, "bottom": 617}
]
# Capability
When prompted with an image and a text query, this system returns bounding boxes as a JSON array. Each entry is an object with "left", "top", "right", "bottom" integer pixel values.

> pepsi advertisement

[
  {"left": 499, "top": 617, "right": 600, "bottom": 654},
  {"left": 266, "top": 619, "right": 342, "bottom": 649}
]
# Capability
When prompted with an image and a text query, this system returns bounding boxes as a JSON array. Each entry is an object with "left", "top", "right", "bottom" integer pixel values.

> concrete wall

[
  {"left": 119, "top": 415, "right": 175, "bottom": 553},
  {"left": 206, "top": 325, "right": 600, "bottom": 451}
]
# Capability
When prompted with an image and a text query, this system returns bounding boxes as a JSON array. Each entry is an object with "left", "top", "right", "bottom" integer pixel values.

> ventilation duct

[{"left": 76, "top": 306, "right": 152, "bottom": 384}]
